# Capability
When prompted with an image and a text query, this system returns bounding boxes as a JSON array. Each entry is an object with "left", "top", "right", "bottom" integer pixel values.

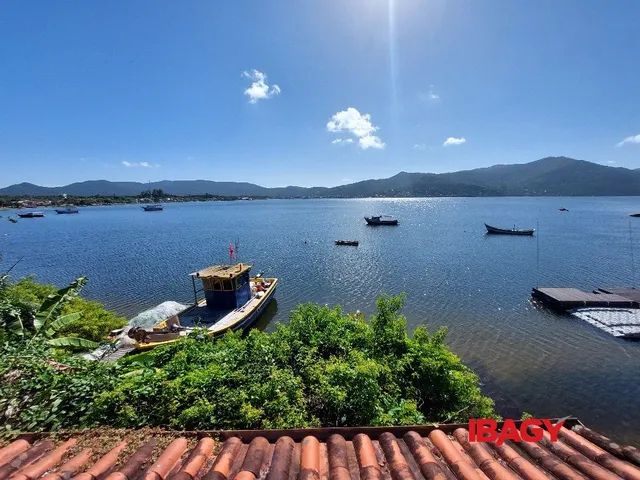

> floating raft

[
  {"left": 531, "top": 287, "right": 638, "bottom": 310},
  {"left": 571, "top": 308, "right": 640, "bottom": 338},
  {"left": 532, "top": 286, "right": 640, "bottom": 338}
]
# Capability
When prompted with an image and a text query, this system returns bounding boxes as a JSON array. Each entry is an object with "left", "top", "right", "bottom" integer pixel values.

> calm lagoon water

[{"left": 2, "top": 197, "right": 639, "bottom": 442}]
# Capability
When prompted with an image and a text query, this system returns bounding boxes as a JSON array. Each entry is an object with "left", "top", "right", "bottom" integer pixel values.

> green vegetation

[
  {"left": 0, "top": 193, "right": 267, "bottom": 209},
  {"left": 1, "top": 277, "right": 126, "bottom": 343},
  {"left": 0, "top": 282, "right": 495, "bottom": 437}
]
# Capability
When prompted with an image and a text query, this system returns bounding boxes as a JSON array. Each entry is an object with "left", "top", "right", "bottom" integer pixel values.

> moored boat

[
  {"left": 55, "top": 207, "right": 79, "bottom": 214},
  {"left": 142, "top": 204, "right": 163, "bottom": 211},
  {"left": 365, "top": 215, "right": 398, "bottom": 226},
  {"left": 335, "top": 240, "right": 359, "bottom": 246},
  {"left": 129, "top": 263, "right": 277, "bottom": 350},
  {"left": 17, "top": 211, "right": 45, "bottom": 218},
  {"left": 485, "top": 223, "right": 534, "bottom": 235},
  {"left": 630, "top": 213, "right": 640, "bottom": 217}
]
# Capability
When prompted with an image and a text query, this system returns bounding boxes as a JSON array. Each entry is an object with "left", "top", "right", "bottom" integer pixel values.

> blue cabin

[{"left": 191, "top": 264, "right": 252, "bottom": 310}]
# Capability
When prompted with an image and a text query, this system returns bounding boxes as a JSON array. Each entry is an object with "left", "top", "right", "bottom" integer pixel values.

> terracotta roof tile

[{"left": 4, "top": 420, "right": 640, "bottom": 480}]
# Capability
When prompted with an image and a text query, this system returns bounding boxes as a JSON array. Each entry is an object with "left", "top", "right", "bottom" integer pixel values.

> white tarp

[
  {"left": 128, "top": 301, "right": 188, "bottom": 328},
  {"left": 571, "top": 308, "right": 640, "bottom": 338},
  {"left": 83, "top": 301, "right": 188, "bottom": 360}
]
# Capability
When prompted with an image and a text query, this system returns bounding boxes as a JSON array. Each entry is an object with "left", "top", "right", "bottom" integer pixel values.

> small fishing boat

[
  {"left": 630, "top": 213, "right": 640, "bottom": 218},
  {"left": 129, "top": 263, "right": 277, "bottom": 351},
  {"left": 142, "top": 204, "right": 163, "bottom": 211},
  {"left": 335, "top": 240, "right": 359, "bottom": 246},
  {"left": 365, "top": 215, "right": 398, "bottom": 226},
  {"left": 485, "top": 223, "right": 534, "bottom": 236},
  {"left": 17, "top": 212, "right": 44, "bottom": 218},
  {"left": 55, "top": 207, "right": 79, "bottom": 214},
  {"left": 559, "top": 208, "right": 569, "bottom": 212}
]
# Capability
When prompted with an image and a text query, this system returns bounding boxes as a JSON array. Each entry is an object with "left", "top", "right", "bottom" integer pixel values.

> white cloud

[
  {"left": 443, "top": 137, "right": 466, "bottom": 147},
  {"left": 413, "top": 143, "right": 427, "bottom": 150},
  {"left": 332, "top": 138, "right": 354, "bottom": 145},
  {"left": 419, "top": 84, "right": 440, "bottom": 102},
  {"left": 121, "top": 161, "right": 157, "bottom": 168},
  {"left": 242, "top": 69, "right": 281, "bottom": 103},
  {"left": 617, "top": 133, "right": 640, "bottom": 147},
  {"left": 327, "top": 107, "right": 385, "bottom": 150}
]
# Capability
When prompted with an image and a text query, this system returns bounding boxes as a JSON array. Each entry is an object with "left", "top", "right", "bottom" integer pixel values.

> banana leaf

[
  {"left": 45, "top": 312, "right": 82, "bottom": 337},
  {"left": 46, "top": 336, "right": 98, "bottom": 349},
  {"left": 34, "top": 277, "right": 87, "bottom": 331}
]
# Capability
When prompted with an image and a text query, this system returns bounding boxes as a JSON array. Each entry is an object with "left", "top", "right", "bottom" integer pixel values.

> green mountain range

[{"left": 2, "top": 157, "right": 639, "bottom": 197}]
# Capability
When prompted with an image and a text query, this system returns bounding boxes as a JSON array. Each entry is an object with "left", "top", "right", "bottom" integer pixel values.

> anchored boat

[
  {"left": 335, "top": 240, "right": 359, "bottom": 246},
  {"left": 129, "top": 263, "right": 277, "bottom": 350},
  {"left": 17, "top": 211, "right": 45, "bottom": 218},
  {"left": 55, "top": 207, "right": 79, "bottom": 214},
  {"left": 485, "top": 223, "right": 534, "bottom": 236},
  {"left": 365, "top": 215, "right": 398, "bottom": 226},
  {"left": 142, "top": 204, "right": 163, "bottom": 211}
]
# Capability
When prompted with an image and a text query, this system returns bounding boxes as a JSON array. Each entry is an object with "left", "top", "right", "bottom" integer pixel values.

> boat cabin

[{"left": 191, "top": 263, "right": 252, "bottom": 310}]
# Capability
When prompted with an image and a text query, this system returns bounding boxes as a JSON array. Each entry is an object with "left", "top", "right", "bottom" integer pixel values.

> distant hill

[{"left": 3, "top": 157, "right": 640, "bottom": 198}]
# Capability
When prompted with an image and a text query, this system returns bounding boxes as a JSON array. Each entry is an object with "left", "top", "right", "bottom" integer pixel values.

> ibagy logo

[{"left": 468, "top": 419, "right": 565, "bottom": 446}]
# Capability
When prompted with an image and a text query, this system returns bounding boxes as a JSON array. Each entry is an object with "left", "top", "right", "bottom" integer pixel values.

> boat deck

[
  {"left": 178, "top": 301, "right": 230, "bottom": 328},
  {"left": 532, "top": 287, "right": 637, "bottom": 310}
]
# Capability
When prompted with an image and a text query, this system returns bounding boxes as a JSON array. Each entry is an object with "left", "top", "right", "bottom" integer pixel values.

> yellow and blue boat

[{"left": 129, "top": 263, "right": 277, "bottom": 350}]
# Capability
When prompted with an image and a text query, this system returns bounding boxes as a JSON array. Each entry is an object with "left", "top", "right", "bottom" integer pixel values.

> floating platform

[
  {"left": 532, "top": 287, "right": 638, "bottom": 310},
  {"left": 571, "top": 308, "right": 640, "bottom": 338},
  {"left": 596, "top": 287, "right": 640, "bottom": 303}
]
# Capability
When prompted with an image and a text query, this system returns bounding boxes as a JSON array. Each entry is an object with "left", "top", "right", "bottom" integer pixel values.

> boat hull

[
  {"left": 134, "top": 278, "right": 278, "bottom": 351},
  {"left": 365, "top": 217, "right": 398, "bottom": 226},
  {"left": 485, "top": 223, "right": 534, "bottom": 235},
  {"left": 17, "top": 212, "right": 44, "bottom": 218},
  {"left": 55, "top": 209, "right": 79, "bottom": 214}
]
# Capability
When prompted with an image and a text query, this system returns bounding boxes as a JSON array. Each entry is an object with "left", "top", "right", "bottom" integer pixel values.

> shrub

[{"left": 0, "top": 293, "right": 495, "bottom": 437}]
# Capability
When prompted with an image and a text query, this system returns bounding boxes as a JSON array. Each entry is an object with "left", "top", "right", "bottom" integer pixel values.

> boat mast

[
  {"left": 536, "top": 219, "right": 540, "bottom": 288},
  {"left": 629, "top": 219, "right": 636, "bottom": 287}
]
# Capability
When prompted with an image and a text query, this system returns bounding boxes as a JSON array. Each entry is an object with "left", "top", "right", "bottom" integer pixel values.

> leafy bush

[
  {"left": 1, "top": 277, "right": 126, "bottom": 342},
  {"left": 0, "top": 294, "right": 495, "bottom": 437},
  {"left": 0, "top": 341, "right": 121, "bottom": 433}
]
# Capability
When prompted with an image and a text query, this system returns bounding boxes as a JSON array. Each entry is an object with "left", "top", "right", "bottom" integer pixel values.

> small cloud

[
  {"left": 413, "top": 143, "right": 427, "bottom": 150},
  {"left": 332, "top": 138, "right": 354, "bottom": 145},
  {"left": 121, "top": 161, "right": 158, "bottom": 168},
  {"left": 327, "top": 107, "right": 385, "bottom": 150},
  {"left": 616, "top": 133, "right": 640, "bottom": 147},
  {"left": 242, "top": 69, "right": 281, "bottom": 103},
  {"left": 443, "top": 137, "right": 466, "bottom": 147},
  {"left": 419, "top": 84, "right": 440, "bottom": 103},
  {"left": 607, "top": 160, "right": 617, "bottom": 165}
]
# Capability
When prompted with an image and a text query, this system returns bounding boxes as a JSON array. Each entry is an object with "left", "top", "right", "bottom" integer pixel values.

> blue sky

[{"left": 1, "top": 0, "right": 639, "bottom": 188}]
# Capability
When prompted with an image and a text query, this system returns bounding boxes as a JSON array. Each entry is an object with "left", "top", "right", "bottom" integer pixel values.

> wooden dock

[{"left": 531, "top": 287, "right": 638, "bottom": 310}]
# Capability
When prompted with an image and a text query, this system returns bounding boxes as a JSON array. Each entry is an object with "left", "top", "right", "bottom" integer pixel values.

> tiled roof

[{"left": 2, "top": 420, "right": 640, "bottom": 480}]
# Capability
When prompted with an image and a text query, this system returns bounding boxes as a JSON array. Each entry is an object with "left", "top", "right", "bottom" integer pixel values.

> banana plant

[{"left": 3, "top": 276, "right": 98, "bottom": 350}]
